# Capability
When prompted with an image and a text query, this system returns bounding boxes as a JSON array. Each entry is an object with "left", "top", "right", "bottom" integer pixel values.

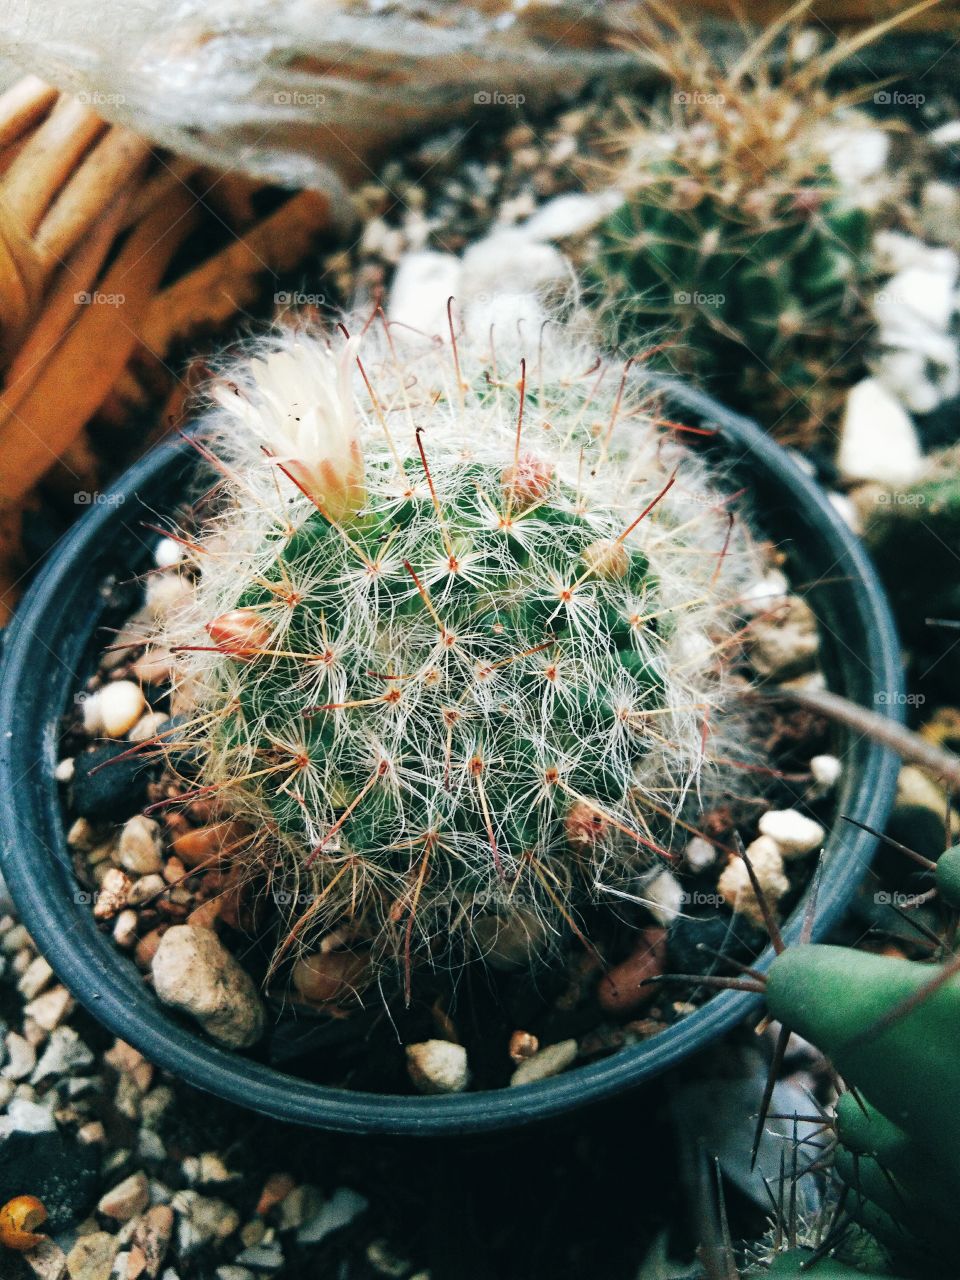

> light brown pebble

[
  {"left": 596, "top": 928, "right": 667, "bottom": 1016},
  {"left": 77, "top": 1121, "right": 107, "bottom": 1146},
  {"left": 22, "top": 1238, "right": 66, "bottom": 1280},
  {"left": 152, "top": 926, "right": 265, "bottom": 1049},
  {"left": 66, "top": 1231, "right": 118, "bottom": 1280},
  {"left": 405, "top": 1041, "right": 469, "bottom": 1095},
  {"left": 99, "top": 682, "right": 146, "bottom": 738},
  {"left": 131, "top": 1204, "right": 173, "bottom": 1277},
  {"left": 717, "top": 836, "right": 789, "bottom": 926},
  {"left": 508, "top": 1031, "right": 539, "bottom": 1063},
  {"left": 127, "top": 875, "right": 166, "bottom": 908},
  {"left": 134, "top": 929, "right": 166, "bottom": 971},
  {"left": 292, "top": 950, "right": 370, "bottom": 1006},
  {"left": 94, "top": 869, "right": 132, "bottom": 921},
  {"left": 97, "top": 1172, "right": 149, "bottom": 1222},
  {"left": 509, "top": 1039, "right": 578, "bottom": 1087},
  {"left": 187, "top": 899, "right": 222, "bottom": 931},
  {"left": 113, "top": 911, "right": 139, "bottom": 950},
  {"left": 66, "top": 818, "right": 97, "bottom": 851},
  {"left": 172, "top": 821, "right": 251, "bottom": 869},
  {"left": 256, "top": 1173, "right": 295, "bottom": 1218},
  {"left": 127, "top": 712, "right": 169, "bottom": 745},
  {"left": 24, "top": 986, "right": 74, "bottom": 1032},
  {"left": 18, "top": 956, "right": 54, "bottom": 1000},
  {"left": 117, "top": 817, "right": 164, "bottom": 876}
]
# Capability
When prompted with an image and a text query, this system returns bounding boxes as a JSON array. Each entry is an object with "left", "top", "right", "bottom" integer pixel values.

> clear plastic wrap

[{"left": 0, "top": 0, "right": 628, "bottom": 192}]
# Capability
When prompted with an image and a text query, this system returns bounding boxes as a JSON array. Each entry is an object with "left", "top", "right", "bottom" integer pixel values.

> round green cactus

[{"left": 156, "top": 316, "right": 760, "bottom": 982}]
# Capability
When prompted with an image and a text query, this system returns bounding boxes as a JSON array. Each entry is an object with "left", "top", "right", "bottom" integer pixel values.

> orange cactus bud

[
  {"left": 582, "top": 538, "right": 629, "bottom": 580},
  {"left": 205, "top": 609, "right": 272, "bottom": 659},
  {"left": 501, "top": 452, "right": 553, "bottom": 509}
]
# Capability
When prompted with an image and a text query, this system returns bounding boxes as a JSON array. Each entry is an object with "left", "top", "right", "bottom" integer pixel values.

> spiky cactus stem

[{"left": 156, "top": 311, "right": 762, "bottom": 992}]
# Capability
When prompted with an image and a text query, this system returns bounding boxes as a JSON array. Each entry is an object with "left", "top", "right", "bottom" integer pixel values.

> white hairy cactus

[{"left": 154, "top": 306, "right": 763, "bottom": 989}]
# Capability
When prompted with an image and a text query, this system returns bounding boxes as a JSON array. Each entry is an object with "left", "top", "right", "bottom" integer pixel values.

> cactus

[
  {"left": 864, "top": 445, "right": 960, "bottom": 695},
  {"left": 592, "top": 6, "right": 895, "bottom": 445},
  {"left": 764, "top": 941, "right": 960, "bottom": 1271},
  {"left": 153, "top": 312, "right": 761, "bottom": 994}
]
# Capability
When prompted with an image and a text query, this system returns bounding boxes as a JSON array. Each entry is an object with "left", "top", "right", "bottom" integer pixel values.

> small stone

[
  {"left": 67, "top": 1232, "right": 119, "bottom": 1280},
  {"left": 508, "top": 1031, "right": 538, "bottom": 1063},
  {"left": 153, "top": 539, "right": 182, "bottom": 569},
  {"left": 128, "top": 713, "right": 169, "bottom": 746},
  {"left": 24, "top": 987, "right": 74, "bottom": 1032},
  {"left": 405, "top": 1041, "right": 469, "bottom": 1095},
  {"left": 216, "top": 1270, "right": 254, "bottom": 1280},
  {"left": 151, "top": 927, "right": 265, "bottom": 1049},
  {"left": 810, "top": 754, "right": 841, "bottom": 790},
  {"left": 144, "top": 573, "right": 190, "bottom": 620},
  {"left": 366, "top": 1240, "right": 411, "bottom": 1279},
  {"left": 137, "top": 1130, "right": 166, "bottom": 1164},
  {"left": 171, "top": 822, "right": 250, "bottom": 869},
  {"left": 718, "top": 837, "right": 789, "bottom": 926},
  {"left": 758, "top": 809, "right": 825, "bottom": 858},
  {"left": 99, "top": 683, "right": 146, "bottom": 739},
  {"left": 748, "top": 595, "right": 819, "bottom": 680},
  {"left": 134, "top": 931, "right": 165, "bottom": 972},
  {"left": 23, "top": 1238, "right": 67, "bottom": 1280},
  {"left": 78, "top": 1122, "right": 107, "bottom": 1146},
  {"left": 837, "top": 377, "right": 923, "bottom": 488},
  {"left": 67, "top": 819, "right": 97, "bottom": 851},
  {"left": 4, "top": 1032, "right": 37, "bottom": 1080},
  {"left": 56, "top": 758, "right": 76, "bottom": 784},
  {"left": 277, "top": 1186, "right": 323, "bottom": 1233},
  {"left": 104, "top": 1042, "right": 153, "bottom": 1093},
  {"left": 234, "top": 1243, "right": 283, "bottom": 1272},
  {"left": 291, "top": 950, "right": 369, "bottom": 1006},
  {"left": 255, "top": 1174, "right": 295, "bottom": 1218},
  {"left": 1, "top": 923, "right": 32, "bottom": 954},
  {"left": 684, "top": 837, "right": 716, "bottom": 872},
  {"left": 117, "top": 818, "right": 164, "bottom": 876},
  {"left": 172, "top": 1192, "right": 239, "bottom": 1254},
  {"left": 182, "top": 1154, "right": 234, "bottom": 1187},
  {"left": 0, "top": 1078, "right": 15, "bottom": 1106},
  {"left": 94, "top": 869, "right": 132, "bottom": 922},
  {"left": 127, "top": 876, "right": 166, "bottom": 909},
  {"left": 113, "top": 912, "right": 139, "bottom": 950},
  {"left": 72, "top": 744, "right": 154, "bottom": 821},
  {"left": 510, "top": 1039, "right": 578, "bottom": 1086},
  {"left": 18, "top": 956, "right": 54, "bottom": 1000},
  {"left": 98, "top": 1173, "right": 149, "bottom": 1222},
  {"left": 596, "top": 928, "right": 667, "bottom": 1016},
  {"left": 32, "top": 1028, "right": 94, "bottom": 1083},
  {"left": 131, "top": 1205, "right": 173, "bottom": 1278},
  {"left": 296, "top": 1187, "right": 368, "bottom": 1245},
  {"left": 641, "top": 870, "right": 683, "bottom": 924}
]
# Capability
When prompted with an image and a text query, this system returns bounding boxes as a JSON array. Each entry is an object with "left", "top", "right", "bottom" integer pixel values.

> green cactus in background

[
  {"left": 765, "top": 936, "right": 960, "bottom": 1273},
  {"left": 864, "top": 444, "right": 960, "bottom": 695},
  {"left": 592, "top": 4, "right": 898, "bottom": 446},
  {"left": 156, "top": 315, "right": 758, "bottom": 994}
]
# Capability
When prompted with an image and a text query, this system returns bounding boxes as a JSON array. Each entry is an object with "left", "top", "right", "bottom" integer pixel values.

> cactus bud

[{"left": 205, "top": 609, "right": 272, "bottom": 658}]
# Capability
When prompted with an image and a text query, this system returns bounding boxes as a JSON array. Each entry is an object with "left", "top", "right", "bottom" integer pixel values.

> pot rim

[{"left": 0, "top": 384, "right": 903, "bottom": 1135}]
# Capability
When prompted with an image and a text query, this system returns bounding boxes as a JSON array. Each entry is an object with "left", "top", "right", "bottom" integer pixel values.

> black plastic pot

[{"left": 0, "top": 383, "right": 903, "bottom": 1135}]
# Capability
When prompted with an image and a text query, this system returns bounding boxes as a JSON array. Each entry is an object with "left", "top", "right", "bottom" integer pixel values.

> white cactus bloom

[{"left": 213, "top": 335, "right": 365, "bottom": 520}]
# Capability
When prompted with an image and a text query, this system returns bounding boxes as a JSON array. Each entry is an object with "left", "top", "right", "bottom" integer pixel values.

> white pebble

[
  {"left": 510, "top": 1039, "right": 578, "bottom": 1086},
  {"left": 405, "top": 1040, "right": 469, "bottom": 1095},
  {"left": 740, "top": 570, "right": 789, "bottom": 615},
  {"left": 387, "top": 250, "right": 462, "bottom": 338},
  {"left": 154, "top": 537, "right": 183, "bottom": 568},
  {"left": 758, "top": 809, "right": 826, "bottom": 858},
  {"left": 837, "top": 378, "right": 923, "bottom": 489},
  {"left": 128, "top": 711, "right": 169, "bottom": 744},
  {"left": 80, "top": 691, "right": 103, "bottom": 735},
  {"left": 684, "top": 837, "right": 716, "bottom": 873},
  {"left": 810, "top": 755, "right": 841, "bottom": 790},
  {"left": 152, "top": 926, "right": 265, "bottom": 1049},
  {"left": 145, "top": 571, "right": 191, "bottom": 619},
  {"left": 99, "top": 681, "right": 146, "bottom": 738},
  {"left": 55, "top": 757, "right": 75, "bottom": 784},
  {"left": 117, "top": 815, "right": 164, "bottom": 875},
  {"left": 718, "top": 837, "right": 789, "bottom": 927},
  {"left": 641, "top": 869, "right": 683, "bottom": 924}
]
